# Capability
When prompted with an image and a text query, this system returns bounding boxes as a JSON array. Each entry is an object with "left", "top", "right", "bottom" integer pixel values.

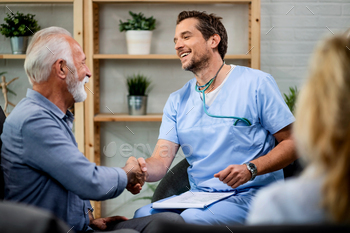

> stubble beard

[{"left": 182, "top": 49, "right": 211, "bottom": 75}]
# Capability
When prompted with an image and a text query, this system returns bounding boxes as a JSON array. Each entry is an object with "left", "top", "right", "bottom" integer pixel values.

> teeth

[{"left": 181, "top": 52, "right": 190, "bottom": 58}]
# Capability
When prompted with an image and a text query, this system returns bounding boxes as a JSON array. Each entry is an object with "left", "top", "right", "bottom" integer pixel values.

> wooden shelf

[
  {"left": 0, "top": 54, "right": 250, "bottom": 60},
  {"left": 93, "top": 0, "right": 252, "bottom": 3},
  {"left": 0, "top": 54, "right": 26, "bottom": 59},
  {"left": 0, "top": 0, "right": 73, "bottom": 3},
  {"left": 94, "top": 113, "right": 163, "bottom": 122},
  {"left": 93, "top": 54, "right": 251, "bottom": 60}
]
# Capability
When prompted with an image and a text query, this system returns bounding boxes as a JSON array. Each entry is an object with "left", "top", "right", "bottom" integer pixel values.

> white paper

[{"left": 152, "top": 191, "right": 235, "bottom": 209}]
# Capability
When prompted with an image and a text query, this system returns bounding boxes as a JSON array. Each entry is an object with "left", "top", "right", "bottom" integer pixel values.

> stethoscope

[{"left": 194, "top": 61, "right": 252, "bottom": 126}]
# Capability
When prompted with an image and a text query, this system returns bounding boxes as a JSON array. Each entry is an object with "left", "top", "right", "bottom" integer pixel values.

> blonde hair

[
  {"left": 345, "top": 28, "right": 350, "bottom": 38},
  {"left": 294, "top": 35, "right": 350, "bottom": 223}
]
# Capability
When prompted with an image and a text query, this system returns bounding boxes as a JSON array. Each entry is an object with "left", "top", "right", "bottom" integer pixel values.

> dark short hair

[{"left": 176, "top": 10, "right": 228, "bottom": 60}]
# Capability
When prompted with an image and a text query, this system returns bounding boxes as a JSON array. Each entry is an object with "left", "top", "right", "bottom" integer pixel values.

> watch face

[
  {"left": 247, "top": 163, "right": 257, "bottom": 174},
  {"left": 246, "top": 162, "right": 257, "bottom": 181}
]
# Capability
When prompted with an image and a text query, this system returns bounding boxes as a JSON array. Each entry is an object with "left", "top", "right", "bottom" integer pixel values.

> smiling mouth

[{"left": 180, "top": 52, "right": 191, "bottom": 58}]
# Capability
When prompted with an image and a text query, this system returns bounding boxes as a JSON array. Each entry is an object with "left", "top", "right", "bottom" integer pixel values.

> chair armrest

[{"left": 151, "top": 158, "right": 190, "bottom": 203}]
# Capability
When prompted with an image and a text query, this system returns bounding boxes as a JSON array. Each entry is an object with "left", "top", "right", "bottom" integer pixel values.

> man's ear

[
  {"left": 210, "top": 34, "right": 221, "bottom": 49},
  {"left": 54, "top": 59, "right": 68, "bottom": 80}
]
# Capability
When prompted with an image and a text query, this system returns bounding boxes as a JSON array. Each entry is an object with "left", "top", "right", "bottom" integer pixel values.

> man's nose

[
  {"left": 86, "top": 66, "right": 92, "bottom": 78},
  {"left": 175, "top": 39, "right": 184, "bottom": 51}
]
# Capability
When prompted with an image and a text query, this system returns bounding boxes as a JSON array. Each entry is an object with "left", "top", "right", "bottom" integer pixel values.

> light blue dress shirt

[{"left": 1, "top": 89, "right": 127, "bottom": 233}]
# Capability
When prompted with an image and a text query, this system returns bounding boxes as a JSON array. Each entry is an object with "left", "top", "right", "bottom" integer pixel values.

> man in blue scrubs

[
  {"left": 0, "top": 27, "right": 184, "bottom": 233},
  {"left": 134, "top": 11, "right": 297, "bottom": 225}
]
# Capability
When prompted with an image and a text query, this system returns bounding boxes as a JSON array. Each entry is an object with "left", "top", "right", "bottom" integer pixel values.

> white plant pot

[{"left": 125, "top": 30, "right": 152, "bottom": 55}]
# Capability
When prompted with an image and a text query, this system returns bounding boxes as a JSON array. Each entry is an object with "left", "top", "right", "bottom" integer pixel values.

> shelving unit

[
  {"left": 0, "top": 0, "right": 73, "bottom": 2},
  {"left": 0, "top": 54, "right": 26, "bottom": 59},
  {"left": 93, "top": 54, "right": 252, "bottom": 59},
  {"left": 84, "top": 0, "right": 260, "bottom": 218},
  {"left": 0, "top": 0, "right": 85, "bottom": 153},
  {"left": 94, "top": 113, "right": 163, "bottom": 122}
]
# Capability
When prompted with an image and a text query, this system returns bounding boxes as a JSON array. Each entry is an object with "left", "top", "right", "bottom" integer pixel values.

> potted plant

[
  {"left": 119, "top": 11, "right": 156, "bottom": 55},
  {"left": 126, "top": 74, "right": 152, "bottom": 115},
  {"left": 0, "top": 12, "right": 40, "bottom": 54},
  {"left": 283, "top": 86, "right": 298, "bottom": 114}
]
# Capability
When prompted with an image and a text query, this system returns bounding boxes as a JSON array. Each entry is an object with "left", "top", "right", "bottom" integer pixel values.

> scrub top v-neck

[{"left": 159, "top": 65, "right": 295, "bottom": 192}]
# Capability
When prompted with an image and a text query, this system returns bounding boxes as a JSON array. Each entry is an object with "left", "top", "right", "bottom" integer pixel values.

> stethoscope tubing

[{"left": 195, "top": 77, "right": 252, "bottom": 126}]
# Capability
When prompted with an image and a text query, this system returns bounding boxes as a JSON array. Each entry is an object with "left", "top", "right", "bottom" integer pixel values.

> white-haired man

[{"left": 0, "top": 27, "right": 183, "bottom": 233}]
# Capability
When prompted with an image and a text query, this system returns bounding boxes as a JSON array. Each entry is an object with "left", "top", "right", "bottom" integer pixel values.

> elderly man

[{"left": 0, "top": 27, "right": 183, "bottom": 233}]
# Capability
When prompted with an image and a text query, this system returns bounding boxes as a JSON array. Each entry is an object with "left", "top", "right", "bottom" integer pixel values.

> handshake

[{"left": 121, "top": 157, "right": 148, "bottom": 195}]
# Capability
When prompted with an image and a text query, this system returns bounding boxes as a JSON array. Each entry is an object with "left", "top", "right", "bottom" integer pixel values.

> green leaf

[
  {"left": 132, "top": 183, "right": 158, "bottom": 202},
  {"left": 119, "top": 11, "right": 156, "bottom": 32},
  {"left": 283, "top": 86, "right": 298, "bottom": 114},
  {"left": 7, "top": 88, "right": 17, "bottom": 96},
  {"left": 0, "top": 11, "right": 40, "bottom": 37},
  {"left": 126, "top": 73, "right": 152, "bottom": 96},
  {"left": 134, "top": 197, "right": 153, "bottom": 201},
  {"left": 148, "top": 183, "right": 158, "bottom": 192}
]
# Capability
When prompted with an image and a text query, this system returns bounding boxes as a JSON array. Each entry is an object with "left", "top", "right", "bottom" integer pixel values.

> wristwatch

[{"left": 245, "top": 162, "right": 257, "bottom": 181}]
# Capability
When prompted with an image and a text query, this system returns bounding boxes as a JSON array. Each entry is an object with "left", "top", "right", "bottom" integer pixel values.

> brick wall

[{"left": 261, "top": 0, "right": 350, "bottom": 94}]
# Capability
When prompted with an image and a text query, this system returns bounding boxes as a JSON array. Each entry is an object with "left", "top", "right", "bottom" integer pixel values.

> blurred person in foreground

[{"left": 247, "top": 34, "right": 350, "bottom": 224}]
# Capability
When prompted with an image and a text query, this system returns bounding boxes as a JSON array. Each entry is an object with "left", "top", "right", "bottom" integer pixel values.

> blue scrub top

[{"left": 159, "top": 66, "right": 295, "bottom": 192}]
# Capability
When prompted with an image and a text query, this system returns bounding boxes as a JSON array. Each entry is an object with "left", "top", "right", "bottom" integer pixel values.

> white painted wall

[{"left": 0, "top": 0, "right": 349, "bottom": 219}]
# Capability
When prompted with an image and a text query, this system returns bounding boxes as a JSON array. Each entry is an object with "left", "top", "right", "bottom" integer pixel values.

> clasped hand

[
  {"left": 122, "top": 156, "right": 148, "bottom": 194},
  {"left": 90, "top": 216, "right": 128, "bottom": 231}
]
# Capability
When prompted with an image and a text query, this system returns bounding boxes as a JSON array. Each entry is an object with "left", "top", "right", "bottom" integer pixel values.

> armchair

[{"left": 0, "top": 106, "right": 6, "bottom": 200}]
